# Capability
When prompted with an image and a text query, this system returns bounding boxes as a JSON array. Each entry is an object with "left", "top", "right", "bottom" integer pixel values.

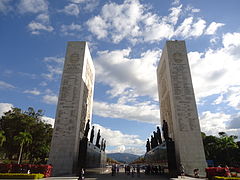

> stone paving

[
  {"left": 45, "top": 168, "right": 169, "bottom": 180},
  {"left": 43, "top": 168, "right": 207, "bottom": 180}
]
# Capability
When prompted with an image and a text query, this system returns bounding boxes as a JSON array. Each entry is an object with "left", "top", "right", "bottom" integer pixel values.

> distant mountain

[{"left": 107, "top": 153, "right": 140, "bottom": 163}]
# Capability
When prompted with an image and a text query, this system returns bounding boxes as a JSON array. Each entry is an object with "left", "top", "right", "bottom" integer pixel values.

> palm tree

[
  {"left": 14, "top": 132, "right": 32, "bottom": 164},
  {"left": 0, "top": 130, "right": 6, "bottom": 147}
]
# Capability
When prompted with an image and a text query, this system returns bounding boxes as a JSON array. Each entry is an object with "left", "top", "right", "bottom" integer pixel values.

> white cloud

[
  {"left": 175, "top": 17, "right": 206, "bottom": 38},
  {"left": 0, "top": 103, "right": 13, "bottom": 117},
  {"left": 93, "top": 47, "right": 163, "bottom": 127},
  {"left": 28, "top": 21, "right": 53, "bottom": 34},
  {"left": 0, "top": 0, "right": 12, "bottom": 14},
  {"left": 60, "top": 23, "right": 81, "bottom": 36},
  {"left": 87, "top": 0, "right": 177, "bottom": 43},
  {"left": 205, "top": 22, "right": 225, "bottom": 35},
  {"left": 222, "top": 32, "right": 240, "bottom": 60},
  {"left": 70, "top": 0, "right": 85, "bottom": 3},
  {"left": 191, "top": 8, "right": 200, "bottom": 13},
  {"left": 93, "top": 47, "right": 163, "bottom": 125},
  {"left": 43, "top": 56, "right": 64, "bottom": 64},
  {"left": 0, "top": 81, "right": 15, "bottom": 89},
  {"left": 199, "top": 111, "right": 230, "bottom": 136},
  {"left": 185, "top": 5, "right": 200, "bottom": 14},
  {"left": 42, "top": 94, "right": 58, "bottom": 105},
  {"left": 62, "top": 3, "right": 80, "bottom": 16},
  {"left": 225, "top": 86, "right": 240, "bottom": 110},
  {"left": 36, "top": 13, "right": 49, "bottom": 23},
  {"left": 41, "top": 116, "right": 55, "bottom": 127},
  {"left": 174, "top": 17, "right": 193, "bottom": 37},
  {"left": 42, "top": 56, "right": 64, "bottom": 81},
  {"left": 93, "top": 101, "right": 160, "bottom": 124},
  {"left": 87, "top": 0, "right": 221, "bottom": 43},
  {"left": 142, "top": 19, "right": 174, "bottom": 43},
  {"left": 107, "top": 145, "right": 144, "bottom": 155},
  {"left": 228, "top": 113, "right": 240, "bottom": 130},
  {"left": 23, "top": 89, "right": 41, "bottom": 95},
  {"left": 168, "top": 5, "right": 182, "bottom": 25},
  {"left": 188, "top": 32, "right": 240, "bottom": 102},
  {"left": 191, "top": 19, "right": 206, "bottom": 37},
  {"left": 213, "top": 93, "right": 224, "bottom": 105},
  {"left": 87, "top": 16, "right": 108, "bottom": 39},
  {"left": 27, "top": 13, "right": 53, "bottom": 35},
  {"left": 95, "top": 48, "right": 160, "bottom": 99},
  {"left": 172, "top": 0, "right": 180, "bottom": 6},
  {"left": 69, "top": 0, "right": 98, "bottom": 12},
  {"left": 18, "top": 0, "right": 48, "bottom": 14},
  {"left": 87, "top": 0, "right": 143, "bottom": 43},
  {"left": 93, "top": 124, "right": 145, "bottom": 155},
  {"left": 210, "top": 36, "right": 220, "bottom": 45},
  {"left": 84, "top": 0, "right": 99, "bottom": 12},
  {"left": 200, "top": 111, "right": 240, "bottom": 140}
]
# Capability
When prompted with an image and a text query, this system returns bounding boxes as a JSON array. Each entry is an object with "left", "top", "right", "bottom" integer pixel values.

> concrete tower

[
  {"left": 157, "top": 40, "right": 207, "bottom": 176},
  {"left": 48, "top": 42, "right": 95, "bottom": 176}
]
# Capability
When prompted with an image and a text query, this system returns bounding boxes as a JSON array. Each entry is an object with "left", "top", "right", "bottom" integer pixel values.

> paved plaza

[
  {"left": 45, "top": 168, "right": 206, "bottom": 180},
  {"left": 84, "top": 171, "right": 169, "bottom": 179},
  {"left": 45, "top": 168, "right": 169, "bottom": 180}
]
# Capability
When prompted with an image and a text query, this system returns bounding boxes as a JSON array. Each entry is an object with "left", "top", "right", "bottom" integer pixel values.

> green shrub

[{"left": 0, "top": 173, "right": 44, "bottom": 179}]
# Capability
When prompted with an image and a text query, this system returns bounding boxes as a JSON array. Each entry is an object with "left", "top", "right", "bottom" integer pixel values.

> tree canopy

[
  {"left": 0, "top": 107, "right": 53, "bottom": 164},
  {"left": 202, "top": 132, "right": 240, "bottom": 166}
]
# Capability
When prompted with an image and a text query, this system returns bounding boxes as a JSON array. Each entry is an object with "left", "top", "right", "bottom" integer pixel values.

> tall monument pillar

[
  {"left": 157, "top": 41, "right": 207, "bottom": 176},
  {"left": 48, "top": 42, "right": 95, "bottom": 176}
]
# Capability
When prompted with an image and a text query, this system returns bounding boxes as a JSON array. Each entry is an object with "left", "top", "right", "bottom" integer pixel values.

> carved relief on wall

[
  {"left": 171, "top": 51, "right": 198, "bottom": 132},
  {"left": 160, "top": 77, "right": 167, "bottom": 98},
  {"left": 85, "top": 61, "right": 94, "bottom": 120},
  {"left": 65, "top": 53, "right": 83, "bottom": 73},
  {"left": 80, "top": 82, "right": 89, "bottom": 134},
  {"left": 69, "top": 53, "right": 79, "bottom": 63},
  {"left": 173, "top": 52, "right": 184, "bottom": 63},
  {"left": 160, "top": 91, "right": 174, "bottom": 140},
  {"left": 165, "top": 93, "right": 174, "bottom": 139},
  {"left": 60, "top": 78, "right": 75, "bottom": 102}
]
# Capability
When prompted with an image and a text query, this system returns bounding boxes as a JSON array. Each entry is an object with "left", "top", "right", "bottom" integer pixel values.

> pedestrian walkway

[
  {"left": 171, "top": 176, "right": 207, "bottom": 180},
  {"left": 44, "top": 169, "right": 207, "bottom": 180},
  {"left": 84, "top": 168, "right": 169, "bottom": 180}
]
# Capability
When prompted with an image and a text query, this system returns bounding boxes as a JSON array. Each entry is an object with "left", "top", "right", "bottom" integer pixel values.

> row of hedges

[
  {"left": 0, "top": 164, "right": 52, "bottom": 177},
  {"left": 0, "top": 173, "right": 44, "bottom": 179}
]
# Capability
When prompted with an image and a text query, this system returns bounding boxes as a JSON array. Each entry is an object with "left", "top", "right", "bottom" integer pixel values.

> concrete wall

[
  {"left": 157, "top": 41, "right": 207, "bottom": 176},
  {"left": 48, "top": 42, "right": 95, "bottom": 176}
]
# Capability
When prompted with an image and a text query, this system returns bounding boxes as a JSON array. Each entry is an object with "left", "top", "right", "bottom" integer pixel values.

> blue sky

[{"left": 1, "top": 0, "right": 240, "bottom": 155}]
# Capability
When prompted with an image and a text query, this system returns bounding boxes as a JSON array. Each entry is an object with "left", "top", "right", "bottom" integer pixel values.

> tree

[
  {"left": 14, "top": 132, "right": 32, "bottom": 164},
  {"left": 202, "top": 132, "right": 240, "bottom": 166},
  {"left": 0, "top": 130, "right": 6, "bottom": 147},
  {"left": 0, "top": 107, "right": 53, "bottom": 164},
  {"left": 0, "top": 108, "right": 33, "bottom": 159},
  {"left": 28, "top": 122, "right": 53, "bottom": 164},
  {"left": 0, "top": 130, "right": 6, "bottom": 159},
  {"left": 107, "top": 157, "right": 121, "bottom": 164}
]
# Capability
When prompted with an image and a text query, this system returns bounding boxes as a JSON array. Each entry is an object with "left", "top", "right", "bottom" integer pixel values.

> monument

[
  {"left": 157, "top": 40, "right": 207, "bottom": 176},
  {"left": 48, "top": 42, "right": 95, "bottom": 176}
]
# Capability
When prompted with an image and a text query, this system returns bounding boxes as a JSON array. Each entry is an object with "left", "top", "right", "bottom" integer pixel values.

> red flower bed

[
  {"left": 230, "top": 167, "right": 240, "bottom": 173},
  {"left": 0, "top": 164, "right": 12, "bottom": 173},
  {"left": 206, "top": 167, "right": 226, "bottom": 178},
  {"left": 0, "top": 164, "right": 52, "bottom": 177},
  {"left": 206, "top": 167, "right": 240, "bottom": 178}
]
